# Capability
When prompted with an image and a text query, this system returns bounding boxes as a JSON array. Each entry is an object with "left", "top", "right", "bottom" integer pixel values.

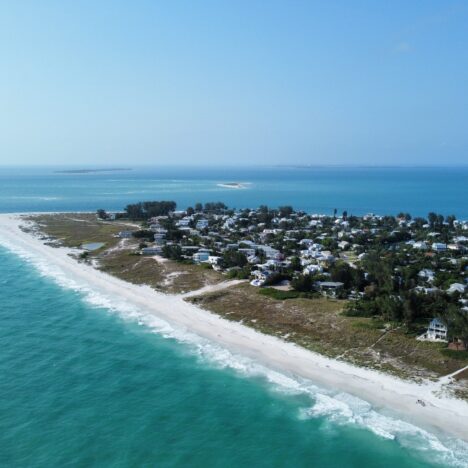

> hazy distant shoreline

[{"left": 55, "top": 168, "right": 132, "bottom": 174}]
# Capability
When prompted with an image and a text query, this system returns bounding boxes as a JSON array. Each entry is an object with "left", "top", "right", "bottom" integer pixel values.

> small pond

[{"left": 81, "top": 242, "right": 105, "bottom": 251}]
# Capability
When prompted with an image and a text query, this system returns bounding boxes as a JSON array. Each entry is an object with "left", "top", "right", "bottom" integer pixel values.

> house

[
  {"left": 247, "top": 255, "right": 260, "bottom": 264},
  {"left": 257, "top": 245, "right": 281, "bottom": 260},
  {"left": 317, "top": 252, "right": 335, "bottom": 267},
  {"left": 193, "top": 251, "right": 210, "bottom": 263},
  {"left": 208, "top": 255, "right": 221, "bottom": 265},
  {"left": 118, "top": 230, "right": 134, "bottom": 238},
  {"left": 154, "top": 232, "right": 166, "bottom": 242},
  {"left": 141, "top": 246, "right": 162, "bottom": 255},
  {"left": 196, "top": 219, "right": 209, "bottom": 230},
  {"left": 447, "top": 283, "right": 465, "bottom": 294},
  {"left": 414, "top": 286, "right": 439, "bottom": 294},
  {"left": 417, "top": 318, "right": 448, "bottom": 342},
  {"left": 316, "top": 281, "right": 344, "bottom": 296},
  {"left": 418, "top": 269, "right": 435, "bottom": 282},
  {"left": 413, "top": 241, "right": 428, "bottom": 250},
  {"left": 177, "top": 217, "right": 192, "bottom": 227},
  {"left": 432, "top": 242, "right": 447, "bottom": 252},
  {"left": 238, "top": 248, "right": 256, "bottom": 257},
  {"left": 250, "top": 269, "right": 271, "bottom": 286},
  {"left": 172, "top": 210, "right": 187, "bottom": 217},
  {"left": 303, "top": 264, "right": 322, "bottom": 275}
]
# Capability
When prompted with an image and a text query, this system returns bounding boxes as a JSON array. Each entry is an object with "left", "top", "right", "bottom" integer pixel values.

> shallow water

[{"left": 1, "top": 165, "right": 467, "bottom": 218}]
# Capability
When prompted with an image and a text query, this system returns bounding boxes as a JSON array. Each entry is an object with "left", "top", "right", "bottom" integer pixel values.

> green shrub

[{"left": 440, "top": 349, "right": 468, "bottom": 360}]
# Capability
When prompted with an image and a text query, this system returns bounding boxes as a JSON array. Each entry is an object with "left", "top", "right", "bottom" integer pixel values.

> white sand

[{"left": 1, "top": 213, "right": 467, "bottom": 442}]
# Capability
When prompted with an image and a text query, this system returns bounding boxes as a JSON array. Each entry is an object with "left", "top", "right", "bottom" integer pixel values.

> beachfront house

[
  {"left": 208, "top": 255, "right": 221, "bottom": 265},
  {"left": 417, "top": 318, "right": 448, "bottom": 342}
]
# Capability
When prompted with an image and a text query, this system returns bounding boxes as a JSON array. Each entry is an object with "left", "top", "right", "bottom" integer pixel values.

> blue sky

[{"left": 1, "top": 1, "right": 467, "bottom": 166}]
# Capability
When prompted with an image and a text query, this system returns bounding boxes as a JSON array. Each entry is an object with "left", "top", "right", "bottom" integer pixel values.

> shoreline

[{"left": 0, "top": 213, "right": 467, "bottom": 443}]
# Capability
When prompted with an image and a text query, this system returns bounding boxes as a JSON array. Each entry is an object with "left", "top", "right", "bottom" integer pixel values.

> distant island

[{"left": 55, "top": 168, "right": 132, "bottom": 174}]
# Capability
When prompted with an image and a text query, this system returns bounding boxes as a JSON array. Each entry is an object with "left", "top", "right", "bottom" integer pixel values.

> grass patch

[
  {"left": 441, "top": 349, "right": 468, "bottom": 360},
  {"left": 28, "top": 213, "right": 135, "bottom": 249},
  {"left": 258, "top": 288, "right": 318, "bottom": 300},
  {"left": 187, "top": 283, "right": 468, "bottom": 380},
  {"left": 352, "top": 319, "right": 385, "bottom": 330}
]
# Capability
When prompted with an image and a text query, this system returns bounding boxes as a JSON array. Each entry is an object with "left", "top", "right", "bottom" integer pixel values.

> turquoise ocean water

[
  {"left": 0, "top": 166, "right": 467, "bottom": 218},
  {"left": 1, "top": 166, "right": 468, "bottom": 467}
]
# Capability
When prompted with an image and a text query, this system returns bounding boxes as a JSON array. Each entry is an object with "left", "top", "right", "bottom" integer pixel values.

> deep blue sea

[{"left": 1, "top": 166, "right": 468, "bottom": 467}]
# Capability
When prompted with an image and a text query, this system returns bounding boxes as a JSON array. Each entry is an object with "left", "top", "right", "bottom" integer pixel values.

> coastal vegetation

[{"left": 27, "top": 201, "right": 468, "bottom": 385}]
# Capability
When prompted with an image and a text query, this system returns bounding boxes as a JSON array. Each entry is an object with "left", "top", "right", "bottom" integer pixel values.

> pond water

[{"left": 82, "top": 242, "right": 105, "bottom": 251}]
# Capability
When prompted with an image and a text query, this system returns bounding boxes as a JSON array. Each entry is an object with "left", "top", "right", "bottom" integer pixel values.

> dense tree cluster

[{"left": 124, "top": 201, "right": 177, "bottom": 220}]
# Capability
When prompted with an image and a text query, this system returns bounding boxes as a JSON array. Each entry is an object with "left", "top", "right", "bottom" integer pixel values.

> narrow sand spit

[{"left": 0, "top": 213, "right": 467, "bottom": 442}]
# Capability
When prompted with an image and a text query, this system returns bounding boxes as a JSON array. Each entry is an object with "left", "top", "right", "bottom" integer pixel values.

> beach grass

[
  {"left": 186, "top": 283, "right": 466, "bottom": 379},
  {"left": 98, "top": 249, "right": 224, "bottom": 293},
  {"left": 26, "top": 213, "right": 131, "bottom": 250}
]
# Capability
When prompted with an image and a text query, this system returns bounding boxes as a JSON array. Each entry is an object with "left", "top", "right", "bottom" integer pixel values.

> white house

[
  {"left": 247, "top": 255, "right": 260, "bottom": 264},
  {"left": 418, "top": 269, "right": 435, "bottom": 282},
  {"left": 196, "top": 219, "right": 209, "bottom": 230},
  {"left": 250, "top": 269, "right": 271, "bottom": 286},
  {"left": 417, "top": 318, "right": 448, "bottom": 342},
  {"left": 177, "top": 217, "right": 192, "bottom": 227},
  {"left": 303, "top": 264, "right": 322, "bottom": 275},
  {"left": 413, "top": 241, "right": 428, "bottom": 250},
  {"left": 208, "top": 255, "right": 221, "bottom": 265},
  {"left": 447, "top": 283, "right": 466, "bottom": 294}
]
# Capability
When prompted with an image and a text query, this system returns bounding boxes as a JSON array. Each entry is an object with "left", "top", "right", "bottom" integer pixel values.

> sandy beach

[{"left": 0, "top": 213, "right": 467, "bottom": 443}]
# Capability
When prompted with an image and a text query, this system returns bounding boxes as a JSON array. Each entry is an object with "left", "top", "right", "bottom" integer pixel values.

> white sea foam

[{"left": 0, "top": 218, "right": 467, "bottom": 467}]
